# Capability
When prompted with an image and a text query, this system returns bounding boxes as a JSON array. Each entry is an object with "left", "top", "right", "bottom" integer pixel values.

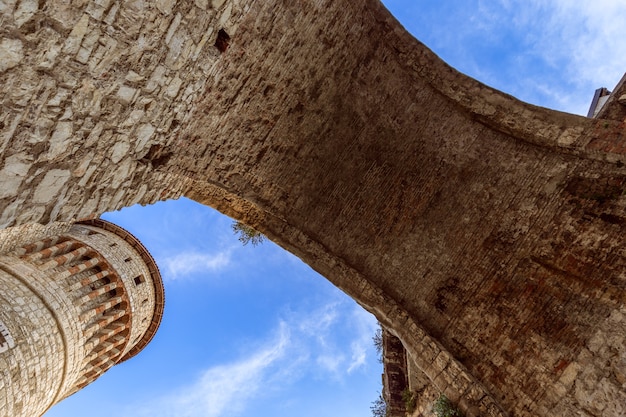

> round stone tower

[{"left": 0, "top": 219, "right": 164, "bottom": 417}]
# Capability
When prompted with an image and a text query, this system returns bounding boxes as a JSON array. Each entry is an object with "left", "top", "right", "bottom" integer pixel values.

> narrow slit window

[
  {"left": 134, "top": 275, "right": 145, "bottom": 286},
  {"left": 0, "top": 321, "right": 15, "bottom": 353},
  {"left": 124, "top": 257, "right": 132, "bottom": 263},
  {"left": 215, "top": 29, "right": 230, "bottom": 53}
]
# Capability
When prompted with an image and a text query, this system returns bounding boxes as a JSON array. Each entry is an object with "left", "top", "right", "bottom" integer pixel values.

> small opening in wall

[
  {"left": 87, "top": 230, "right": 99, "bottom": 236},
  {"left": 124, "top": 257, "right": 132, "bottom": 263},
  {"left": 134, "top": 275, "right": 145, "bottom": 286},
  {"left": 214, "top": 29, "right": 230, "bottom": 53},
  {"left": 109, "top": 242, "right": 117, "bottom": 247},
  {"left": 142, "top": 298, "right": 148, "bottom": 305}
]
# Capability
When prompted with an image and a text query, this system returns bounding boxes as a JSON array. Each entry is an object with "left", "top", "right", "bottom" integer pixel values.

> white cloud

[
  {"left": 466, "top": 0, "right": 626, "bottom": 114},
  {"left": 297, "top": 303, "right": 339, "bottom": 343},
  {"left": 295, "top": 302, "right": 378, "bottom": 377},
  {"left": 126, "top": 302, "right": 379, "bottom": 417},
  {"left": 131, "top": 322, "right": 290, "bottom": 417},
  {"left": 346, "top": 308, "right": 378, "bottom": 374},
  {"left": 161, "top": 250, "right": 231, "bottom": 280}
]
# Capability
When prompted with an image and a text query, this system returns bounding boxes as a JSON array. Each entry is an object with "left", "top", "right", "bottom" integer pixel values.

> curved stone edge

[
  {"left": 76, "top": 218, "right": 164, "bottom": 363},
  {"left": 184, "top": 180, "right": 508, "bottom": 417},
  {"left": 274, "top": 219, "right": 508, "bottom": 417}
]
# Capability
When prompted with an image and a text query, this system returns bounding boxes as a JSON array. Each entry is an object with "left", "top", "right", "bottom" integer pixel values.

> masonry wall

[
  {"left": 0, "top": 268, "right": 66, "bottom": 417},
  {"left": 68, "top": 224, "right": 158, "bottom": 360},
  {"left": 1, "top": 1, "right": 626, "bottom": 416},
  {"left": 173, "top": 2, "right": 626, "bottom": 415},
  {"left": 382, "top": 329, "right": 409, "bottom": 417},
  {"left": 0, "top": 0, "right": 257, "bottom": 227},
  {"left": 0, "top": 251, "right": 93, "bottom": 417},
  {"left": 0, "top": 220, "right": 163, "bottom": 416}
]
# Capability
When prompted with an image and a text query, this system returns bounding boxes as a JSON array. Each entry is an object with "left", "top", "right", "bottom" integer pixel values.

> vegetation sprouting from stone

[
  {"left": 373, "top": 323, "right": 383, "bottom": 363},
  {"left": 371, "top": 323, "right": 387, "bottom": 417},
  {"left": 432, "top": 394, "right": 463, "bottom": 417},
  {"left": 370, "top": 392, "right": 388, "bottom": 417},
  {"left": 402, "top": 388, "right": 416, "bottom": 414},
  {"left": 231, "top": 221, "right": 266, "bottom": 246}
]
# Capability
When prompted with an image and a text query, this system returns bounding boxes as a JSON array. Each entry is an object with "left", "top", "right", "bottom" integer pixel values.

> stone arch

[{"left": 1, "top": 0, "right": 626, "bottom": 416}]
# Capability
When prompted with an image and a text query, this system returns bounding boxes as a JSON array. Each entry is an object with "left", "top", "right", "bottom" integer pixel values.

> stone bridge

[{"left": 1, "top": 1, "right": 625, "bottom": 416}]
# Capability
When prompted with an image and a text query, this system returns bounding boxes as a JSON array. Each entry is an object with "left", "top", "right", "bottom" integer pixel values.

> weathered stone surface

[
  {"left": 13, "top": 0, "right": 37, "bottom": 26},
  {"left": 0, "top": 153, "right": 30, "bottom": 199},
  {"left": 1, "top": 1, "right": 626, "bottom": 416},
  {"left": 0, "top": 38, "right": 23, "bottom": 73},
  {"left": 32, "top": 169, "right": 71, "bottom": 204},
  {"left": 47, "top": 122, "right": 74, "bottom": 159}
]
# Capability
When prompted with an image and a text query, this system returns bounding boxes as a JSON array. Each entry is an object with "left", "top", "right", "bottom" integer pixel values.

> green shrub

[
  {"left": 402, "top": 388, "right": 416, "bottom": 414},
  {"left": 372, "top": 324, "right": 383, "bottom": 363},
  {"left": 231, "top": 221, "right": 265, "bottom": 246},
  {"left": 432, "top": 394, "right": 463, "bottom": 417},
  {"left": 371, "top": 393, "right": 388, "bottom": 417}
]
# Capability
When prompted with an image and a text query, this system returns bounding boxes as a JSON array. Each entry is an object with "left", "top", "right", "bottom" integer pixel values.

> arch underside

[
  {"left": 174, "top": 2, "right": 626, "bottom": 416},
  {"left": 1, "top": 0, "right": 626, "bottom": 415}
]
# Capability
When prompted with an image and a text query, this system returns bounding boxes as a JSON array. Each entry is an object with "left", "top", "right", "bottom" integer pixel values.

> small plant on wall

[
  {"left": 402, "top": 388, "right": 416, "bottom": 414},
  {"left": 432, "top": 394, "right": 463, "bottom": 417},
  {"left": 231, "top": 221, "right": 265, "bottom": 246},
  {"left": 372, "top": 323, "right": 383, "bottom": 363}
]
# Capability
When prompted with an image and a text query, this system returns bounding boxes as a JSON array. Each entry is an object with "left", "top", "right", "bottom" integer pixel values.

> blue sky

[{"left": 44, "top": 1, "right": 626, "bottom": 417}]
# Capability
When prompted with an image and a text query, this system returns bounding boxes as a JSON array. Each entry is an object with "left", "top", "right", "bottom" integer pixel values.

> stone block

[
  {"left": 0, "top": 38, "right": 23, "bottom": 73},
  {"left": 13, "top": 0, "right": 37, "bottom": 27},
  {"left": 47, "top": 122, "right": 74, "bottom": 159},
  {"left": 117, "top": 86, "right": 137, "bottom": 104},
  {"left": 156, "top": 0, "right": 176, "bottom": 15},
  {"left": 32, "top": 169, "right": 71, "bottom": 204},
  {"left": 63, "top": 14, "right": 90, "bottom": 55}
]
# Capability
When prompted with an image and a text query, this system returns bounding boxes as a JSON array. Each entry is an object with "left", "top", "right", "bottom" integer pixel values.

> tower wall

[
  {"left": 0, "top": 268, "right": 66, "bottom": 417},
  {"left": 0, "top": 220, "right": 164, "bottom": 417}
]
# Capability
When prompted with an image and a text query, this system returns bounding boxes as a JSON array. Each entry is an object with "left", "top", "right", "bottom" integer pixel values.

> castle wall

[
  {"left": 0, "top": 221, "right": 73, "bottom": 254},
  {"left": 382, "top": 329, "right": 408, "bottom": 417},
  {"left": 0, "top": 268, "right": 66, "bottom": 417},
  {"left": 1, "top": 1, "right": 626, "bottom": 416},
  {"left": 0, "top": 0, "right": 254, "bottom": 228},
  {"left": 0, "top": 220, "right": 164, "bottom": 416},
  {"left": 0, "top": 256, "right": 87, "bottom": 417}
]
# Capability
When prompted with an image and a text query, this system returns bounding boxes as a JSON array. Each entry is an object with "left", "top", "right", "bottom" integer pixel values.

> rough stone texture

[
  {"left": 0, "top": 220, "right": 164, "bottom": 417},
  {"left": 382, "top": 329, "right": 409, "bottom": 417},
  {"left": 0, "top": 0, "right": 251, "bottom": 226},
  {"left": 1, "top": 1, "right": 626, "bottom": 416}
]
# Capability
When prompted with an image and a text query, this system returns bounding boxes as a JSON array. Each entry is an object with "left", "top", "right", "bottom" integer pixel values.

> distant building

[
  {"left": 0, "top": 219, "right": 164, "bottom": 417},
  {"left": 587, "top": 87, "right": 611, "bottom": 118},
  {"left": 587, "top": 72, "right": 626, "bottom": 119}
]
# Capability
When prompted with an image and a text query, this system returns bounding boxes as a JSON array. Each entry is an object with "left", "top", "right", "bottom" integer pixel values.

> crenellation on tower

[{"left": 0, "top": 218, "right": 164, "bottom": 417}]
